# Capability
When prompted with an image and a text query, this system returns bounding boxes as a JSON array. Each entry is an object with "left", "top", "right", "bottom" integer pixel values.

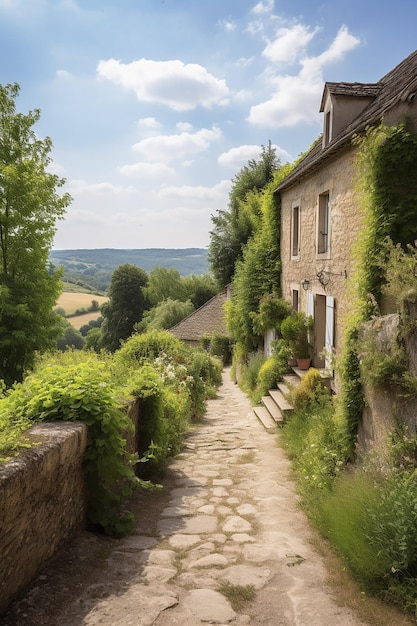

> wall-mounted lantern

[{"left": 302, "top": 278, "right": 310, "bottom": 291}]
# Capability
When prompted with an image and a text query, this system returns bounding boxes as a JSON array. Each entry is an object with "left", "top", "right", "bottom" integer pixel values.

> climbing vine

[{"left": 339, "top": 122, "right": 417, "bottom": 443}]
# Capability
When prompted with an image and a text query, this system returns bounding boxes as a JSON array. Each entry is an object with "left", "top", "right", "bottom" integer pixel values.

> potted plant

[{"left": 280, "top": 312, "right": 313, "bottom": 370}]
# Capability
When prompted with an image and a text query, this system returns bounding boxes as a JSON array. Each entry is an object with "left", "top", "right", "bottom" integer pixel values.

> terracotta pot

[{"left": 296, "top": 357, "right": 311, "bottom": 370}]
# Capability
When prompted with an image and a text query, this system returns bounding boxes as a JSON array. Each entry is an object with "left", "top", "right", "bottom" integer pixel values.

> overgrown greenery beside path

[{"left": 0, "top": 331, "right": 222, "bottom": 537}]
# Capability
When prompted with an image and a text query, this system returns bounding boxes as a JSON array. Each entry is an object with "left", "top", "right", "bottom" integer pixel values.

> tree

[
  {"left": 56, "top": 320, "right": 85, "bottom": 351},
  {"left": 146, "top": 266, "right": 186, "bottom": 306},
  {"left": 138, "top": 298, "right": 194, "bottom": 332},
  {"left": 0, "top": 83, "right": 71, "bottom": 385},
  {"left": 208, "top": 142, "right": 280, "bottom": 287},
  {"left": 227, "top": 167, "right": 290, "bottom": 352},
  {"left": 181, "top": 274, "right": 218, "bottom": 309},
  {"left": 101, "top": 264, "right": 149, "bottom": 351}
]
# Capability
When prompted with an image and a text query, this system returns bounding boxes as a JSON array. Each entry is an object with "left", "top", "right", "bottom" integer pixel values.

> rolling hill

[{"left": 50, "top": 248, "right": 209, "bottom": 293}]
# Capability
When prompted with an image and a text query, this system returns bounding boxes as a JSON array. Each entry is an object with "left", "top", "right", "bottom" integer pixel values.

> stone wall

[
  {"left": 358, "top": 313, "right": 417, "bottom": 462},
  {"left": 280, "top": 144, "right": 361, "bottom": 366},
  {"left": 0, "top": 422, "right": 88, "bottom": 614}
]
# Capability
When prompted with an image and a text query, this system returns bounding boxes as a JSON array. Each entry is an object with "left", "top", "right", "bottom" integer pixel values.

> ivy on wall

[
  {"left": 339, "top": 122, "right": 417, "bottom": 445},
  {"left": 226, "top": 166, "right": 291, "bottom": 353}
]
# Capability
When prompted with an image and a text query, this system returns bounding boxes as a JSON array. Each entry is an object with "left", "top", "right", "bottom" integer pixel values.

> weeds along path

[{"left": 4, "top": 369, "right": 376, "bottom": 625}]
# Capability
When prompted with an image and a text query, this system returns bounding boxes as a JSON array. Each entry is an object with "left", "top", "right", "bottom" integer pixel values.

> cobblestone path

[{"left": 2, "top": 369, "right": 369, "bottom": 625}]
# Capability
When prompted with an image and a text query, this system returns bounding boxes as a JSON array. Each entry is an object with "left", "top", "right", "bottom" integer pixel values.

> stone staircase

[{"left": 253, "top": 368, "right": 308, "bottom": 432}]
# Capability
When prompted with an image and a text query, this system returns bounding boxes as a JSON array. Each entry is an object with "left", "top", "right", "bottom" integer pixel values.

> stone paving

[{"left": 2, "top": 368, "right": 369, "bottom": 626}]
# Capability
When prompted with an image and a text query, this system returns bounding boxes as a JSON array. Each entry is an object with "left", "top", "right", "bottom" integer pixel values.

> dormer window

[
  {"left": 323, "top": 110, "right": 332, "bottom": 147},
  {"left": 320, "top": 82, "right": 381, "bottom": 148}
]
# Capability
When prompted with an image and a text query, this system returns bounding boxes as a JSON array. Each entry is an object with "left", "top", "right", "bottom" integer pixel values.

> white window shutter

[
  {"left": 306, "top": 292, "right": 314, "bottom": 319},
  {"left": 325, "top": 296, "right": 335, "bottom": 371}
]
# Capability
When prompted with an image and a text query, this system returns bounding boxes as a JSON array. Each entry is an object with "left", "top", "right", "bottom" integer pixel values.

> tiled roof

[
  {"left": 319, "top": 82, "right": 382, "bottom": 111},
  {"left": 277, "top": 49, "right": 417, "bottom": 192},
  {"left": 169, "top": 289, "right": 230, "bottom": 342}
]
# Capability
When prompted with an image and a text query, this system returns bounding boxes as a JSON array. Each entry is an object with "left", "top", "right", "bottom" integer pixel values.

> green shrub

[
  {"left": 313, "top": 469, "right": 417, "bottom": 612},
  {"left": 282, "top": 378, "right": 347, "bottom": 493},
  {"left": 117, "top": 329, "right": 185, "bottom": 365},
  {"left": 0, "top": 353, "right": 138, "bottom": 537},
  {"left": 312, "top": 471, "right": 386, "bottom": 587},
  {"left": 256, "top": 351, "right": 288, "bottom": 397},
  {"left": 209, "top": 333, "right": 232, "bottom": 364},
  {"left": 241, "top": 352, "right": 265, "bottom": 397},
  {"left": 133, "top": 371, "right": 191, "bottom": 479}
]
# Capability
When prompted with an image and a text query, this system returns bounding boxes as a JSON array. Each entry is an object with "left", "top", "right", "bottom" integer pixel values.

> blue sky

[{"left": 1, "top": 0, "right": 416, "bottom": 249}]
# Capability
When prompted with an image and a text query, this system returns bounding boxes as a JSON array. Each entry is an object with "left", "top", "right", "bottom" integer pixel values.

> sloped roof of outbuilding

[
  {"left": 276, "top": 49, "right": 417, "bottom": 192},
  {"left": 169, "top": 289, "right": 230, "bottom": 342}
]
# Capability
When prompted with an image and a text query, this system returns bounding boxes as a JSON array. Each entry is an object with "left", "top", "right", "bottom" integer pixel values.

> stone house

[
  {"left": 169, "top": 285, "right": 231, "bottom": 348},
  {"left": 275, "top": 49, "right": 417, "bottom": 380}
]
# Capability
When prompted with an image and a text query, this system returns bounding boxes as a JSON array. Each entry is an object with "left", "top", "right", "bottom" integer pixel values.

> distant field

[
  {"left": 56, "top": 292, "right": 108, "bottom": 316},
  {"left": 68, "top": 311, "right": 103, "bottom": 330}
]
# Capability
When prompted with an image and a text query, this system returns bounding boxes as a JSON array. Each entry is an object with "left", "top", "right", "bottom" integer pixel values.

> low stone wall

[{"left": 0, "top": 422, "right": 88, "bottom": 614}]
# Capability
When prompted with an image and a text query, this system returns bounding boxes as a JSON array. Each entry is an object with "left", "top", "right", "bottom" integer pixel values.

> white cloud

[
  {"left": 176, "top": 121, "right": 193, "bottom": 132},
  {"left": 218, "top": 144, "right": 292, "bottom": 169},
  {"left": 263, "top": 24, "right": 319, "bottom": 64},
  {"left": 97, "top": 58, "right": 230, "bottom": 111},
  {"left": 118, "top": 162, "right": 174, "bottom": 178},
  {"left": 157, "top": 180, "right": 231, "bottom": 205},
  {"left": 66, "top": 179, "right": 136, "bottom": 195},
  {"left": 218, "top": 145, "right": 263, "bottom": 168},
  {"left": 138, "top": 117, "right": 161, "bottom": 129},
  {"left": 251, "top": 0, "right": 274, "bottom": 15},
  {"left": 56, "top": 69, "right": 72, "bottom": 79},
  {"left": 133, "top": 126, "right": 222, "bottom": 163},
  {"left": 248, "top": 26, "right": 361, "bottom": 128},
  {"left": 219, "top": 17, "right": 236, "bottom": 32}
]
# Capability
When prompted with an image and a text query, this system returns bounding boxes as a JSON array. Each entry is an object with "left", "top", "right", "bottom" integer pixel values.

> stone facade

[
  {"left": 0, "top": 422, "right": 88, "bottom": 614},
  {"left": 280, "top": 144, "right": 361, "bottom": 373},
  {"left": 276, "top": 49, "right": 417, "bottom": 385}
]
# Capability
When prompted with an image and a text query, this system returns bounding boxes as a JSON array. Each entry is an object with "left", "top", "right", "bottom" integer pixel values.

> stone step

[
  {"left": 261, "top": 396, "right": 284, "bottom": 424},
  {"left": 282, "top": 374, "right": 300, "bottom": 389},
  {"left": 277, "top": 381, "right": 291, "bottom": 396},
  {"left": 290, "top": 366, "right": 310, "bottom": 379},
  {"left": 268, "top": 389, "right": 294, "bottom": 413},
  {"left": 253, "top": 406, "right": 277, "bottom": 433}
]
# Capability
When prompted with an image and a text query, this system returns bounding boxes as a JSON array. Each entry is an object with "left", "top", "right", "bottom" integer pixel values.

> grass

[{"left": 217, "top": 582, "right": 256, "bottom": 611}]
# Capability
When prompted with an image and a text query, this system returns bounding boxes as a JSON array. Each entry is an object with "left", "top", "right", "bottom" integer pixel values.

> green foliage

[
  {"left": 357, "top": 327, "right": 409, "bottom": 390},
  {"left": 56, "top": 319, "right": 85, "bottom": 351},
  {"left": 280, "top": 312, "right": 313, "bottom": 359},
  {"left": 311, "top": 472, "right": 386, "bottom": 586},
  {"left": 83, "top": 327, "right": 103, "bottom": 353},
  {"left": 240, "top": 352, "right": 266, "bottom": 401},
  {"left": 146, "top": 266, "right": 186, "bottom": 306},
  {"left": 209, "top": 142, "right": 281, "bottom": 287},
  {"left": 0, "top": 353, "right": 138, "bottom": 536},
  {"left": 180, "top": 273, "right": 218, "bottom": 309},
  {"left": 382, "top": 238, "right": 417, "bottom": 310},
  {"left": 227, "top": 169, "right": 290, "bottom": 352},
  {"left": 282, "top": 374, "right": 347, "bottom": 493},
  {"left": 256, "top": 356, "right": 284, "bottom": 397},
  {"left": 353, "top": 122, "right": 417, "bottom": 316},
  {"left": 137, "top": 298, "right": 194, "bottom": 332},
  {"left": 250, "top": 294, "right": 292, "bottom": 335},
  {"left": 314, "top": 469, "right": 417, "bottom": 612},
  {"left": 202, "top": 332, "right": 232, "bottom": 365},
  {"left": 101, "top": 264, "right": 149, "bottom": 352},
  {"left": 0, "top": 83, "right": 72, "bottom": 385},
  {"left": 116, "top": 329, "right": 186, "bottom": 365}
]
